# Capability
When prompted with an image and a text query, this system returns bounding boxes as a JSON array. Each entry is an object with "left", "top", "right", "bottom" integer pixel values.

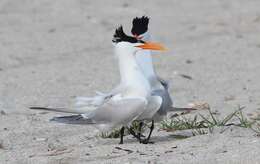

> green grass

[
  {"left": 250, "top": 122, "right": 260, "bottom": 136},
  {"left": 100, "top": 121, "right": 148, "bottom": 138},
  {"left": 235, "top": 109, "right": 255, "bottom": 128},
  {"left": 161, "top": 115, "right": 208, "bottom": 135},
  {"left": 161, "top": 106, "right": 260, "bottom": 136},
  {"left": 101, "top": 106, "right": 260, "bottom": 139},
  {"left": 100, "top": 129, "right": 122, "bottom": 138}
]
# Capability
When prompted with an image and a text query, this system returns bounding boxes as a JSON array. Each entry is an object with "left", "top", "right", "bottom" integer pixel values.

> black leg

[
  {"left": 138, "top": 122, "right": 144, "bottom": 142},
  {"left": 141, "top": 120, "right": 154, "bottom": 144},
  {"left": 119, "top": 126, "right": 125, "bottom": 144},
  {"left": 127, "top": 127, "right": 142, "bottom": 142}
]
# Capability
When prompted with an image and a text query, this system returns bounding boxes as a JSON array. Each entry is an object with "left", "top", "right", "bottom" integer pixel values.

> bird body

[
  {"left": 50, "top": 29, "right": 164, "bottom": 133},
  {"left": 131, "top": 18, "right": 173, "bottom": 122},
  {"left": 74, "top": 17, "right": 173, "bottom": 123},
  {"left": 29, "top": 17, "right": 174, "bottom": 144}
]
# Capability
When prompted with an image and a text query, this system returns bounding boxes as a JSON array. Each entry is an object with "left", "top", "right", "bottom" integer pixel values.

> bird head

[
  {"left": 131, "top": 16, "right": 150, "bottom": 40},
  {"left": 113, "top": 26, "right": 165, "bottom": 54}
]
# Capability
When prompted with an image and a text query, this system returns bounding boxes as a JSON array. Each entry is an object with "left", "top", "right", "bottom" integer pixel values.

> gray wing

[
  {"left": 81, "top": 98, "right": 147, "bottom": 132},
  {"left": 157, "top": 76, "right": 173, "bottom": 106},
  {"left": 137, "top": 96, "right": 162, "bottom": 121},
  {"left": 74, "top": 84, "right": 124, "bottom": 107},
  {"left": 152, "top": 88, "right": 173, "bottom": 115},
  {"left": 49, "top": 98, "right": 146, "bottom": 131}
]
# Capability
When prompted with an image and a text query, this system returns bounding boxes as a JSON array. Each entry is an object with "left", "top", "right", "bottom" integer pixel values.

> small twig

[
  {"left": 114, "top": 147, "right": 133, "bottom": 154},
  {"left": 0, "top": 143, "right": 4, "bottom": 149},
  {"left": 179, "top": 74, "right": 193, "bottom": 80},
  {"left": 30, "top": 148, "right": 74, "bottom": 157},
  {"left": 0, "top": 110, "right": 6, "bottom": 115}
]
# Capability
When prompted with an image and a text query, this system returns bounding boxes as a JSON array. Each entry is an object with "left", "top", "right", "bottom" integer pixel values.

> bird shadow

[
  {"left": 97, "top": 133, "right": 192, "bottom": 145},
  {"left": 150, "top": 134, "right": 191, "bottom": 143}
]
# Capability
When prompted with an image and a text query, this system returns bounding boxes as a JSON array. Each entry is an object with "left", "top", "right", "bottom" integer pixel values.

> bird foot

[{"left": 140, "top": 139, "right": 154, "bottom": 144}]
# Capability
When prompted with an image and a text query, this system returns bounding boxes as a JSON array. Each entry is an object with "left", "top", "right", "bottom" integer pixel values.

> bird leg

[
  {"left": 127, "top": 127, "right": 142, "bottom": 142},
  {"left": 140, "top": 120, "right": 154, "bottom": 144},
  {"left": 138, "top": 121, "right": 144, "bottom": 142},
  {"left": 119, "top": 126, "right": 125, "bottom": 144},
  {"left": 126, "top": 121, "right": 150, "bottom": 144}
]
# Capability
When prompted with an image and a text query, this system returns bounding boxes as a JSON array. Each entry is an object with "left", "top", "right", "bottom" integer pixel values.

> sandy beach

[{"left": 0, "top": 0, "right": 260, "bottom": 163}]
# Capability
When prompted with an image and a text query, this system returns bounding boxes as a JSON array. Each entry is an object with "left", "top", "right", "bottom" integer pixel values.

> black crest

[
  {"left": 131, "top": 16, "right": 149, "bottom": 36},
  {"left": 113, "top": 26, "right": 144, "bottom": 43}
]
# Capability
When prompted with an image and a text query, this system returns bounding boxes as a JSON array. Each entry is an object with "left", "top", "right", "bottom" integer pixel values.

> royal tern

[
  {"left": 30, "top": 16, "right": 192, "bottom": 143},
  {"left": 111, "top": 16, "right": 171, "bottom": 143},
  {"left": 74, "top": 16, "right": 173, "bottom": 127},
  {"left": 132, "top": 16, "right": 173, "bottom": 122},
  {"left": 31, "top": 26, "right": 166, "bottom": 144}
]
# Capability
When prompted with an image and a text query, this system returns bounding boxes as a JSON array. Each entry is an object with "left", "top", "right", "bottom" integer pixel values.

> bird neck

[
  {"left": 135, "top": 50, "right": 156, "bottom": 79},
  {"left": 116, "top": 47, "right": 151, "bottom": 94},
  {"left": 135, "top": 48, "right": 164, "bottom": 90},
  {"left": 135, "top": 32, "right": 164, "bottom": 90}
]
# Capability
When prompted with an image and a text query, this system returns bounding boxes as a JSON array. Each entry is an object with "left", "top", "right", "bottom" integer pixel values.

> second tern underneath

[
  {"left": 30, "top": 17, "right": 193, "bottom": 143},
  {"left": 32, "top": 26, "right": 166, "bottom": 144},
  {"left": 75, "top": 16, "right": 173, "bottom": 124}
]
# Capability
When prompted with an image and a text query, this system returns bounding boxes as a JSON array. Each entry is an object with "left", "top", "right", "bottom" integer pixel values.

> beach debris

[
  {"left": 188, "top": 102, "right": 210, "bottom": 110},
  {"left": 33, "top": 137, "right": 48, "bottom": 142},
  {"left": 254, "top": 16, "right": 260, "bottom": 22},
  {"left": 39, "top": 111, "right": 49, "bottom": 115},
  {"left": 247, "top": 112, "right": 260, "bottom": 121},
  {"left": 139, "top": 152, "right": 147, "bottom": 155},
  {"left": 136, "top": 150, "right": 147, "bottom": 155},
  {"left": 114, "top": 146, "right": 133, "bottom": 154},
  {"left": 168, "top": 106, "right": 199, "bottom": 118},
  {"left": 0, "top": 110, "right": 6, "bottom": 115},
  {"left": 224, "top": 95, "right": 236, "bottom": 101},
  {"left": 48, "top": 28, "right": 56, "bottom": 33},
  {"left": 179, "top": 74, "right": 193, "bottom": 80},
  {"left": 170, "top": 113, "right": 182, "bottom": 118},
  {"left": 169, "top": 111, "right": 193, "bottom": 118},
  {"left": 45, "top": 148, "right": 74, "bottom": 156},
  {"left": 30, "top": 148, "right": 74, "bottom": 158},
  {"left": 122, "top": 2, "right": 129, "bottom": 8},
  {"left": 185, "top": 59, "right": 193, "bottom": 64},
  {"left": 0, "top": 141, "right": 4, "bottom": 149}
]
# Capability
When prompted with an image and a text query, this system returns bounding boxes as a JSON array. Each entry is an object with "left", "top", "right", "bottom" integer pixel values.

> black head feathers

[
  {"left": 113, "top": 26, "right": 144, "bottom": 43},
  {"left": 131, "top": 16, "right": 149, "bottom": 36}
]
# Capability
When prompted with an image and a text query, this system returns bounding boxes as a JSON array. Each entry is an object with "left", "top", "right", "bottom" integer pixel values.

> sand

[{"left": 0, "top": 0, "right": 260, "bottom": 163}]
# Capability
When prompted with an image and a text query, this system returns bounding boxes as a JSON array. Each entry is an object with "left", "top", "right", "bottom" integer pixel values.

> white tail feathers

[
  {"left": 29, "top": 92, "right": 110, "bottom": 114},
  {"left": 75, "top": 91, "right": 110, "bottom": 107}
]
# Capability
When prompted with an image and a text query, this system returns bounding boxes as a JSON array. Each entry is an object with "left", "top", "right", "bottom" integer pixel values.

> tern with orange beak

[
  {"left": 74, "top": 16, "right": 173, "bottom": 124},
  {"left": 126, "top": 16, "right": 173, "bottom": 143},
  {"left": 31, "top": 26, "right": 166, "bottom": 144}
]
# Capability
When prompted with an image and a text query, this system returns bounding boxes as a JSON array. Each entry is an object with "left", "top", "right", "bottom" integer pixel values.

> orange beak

[{"left": 135, "top": 42, "right": 167, "bottom": 51}]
